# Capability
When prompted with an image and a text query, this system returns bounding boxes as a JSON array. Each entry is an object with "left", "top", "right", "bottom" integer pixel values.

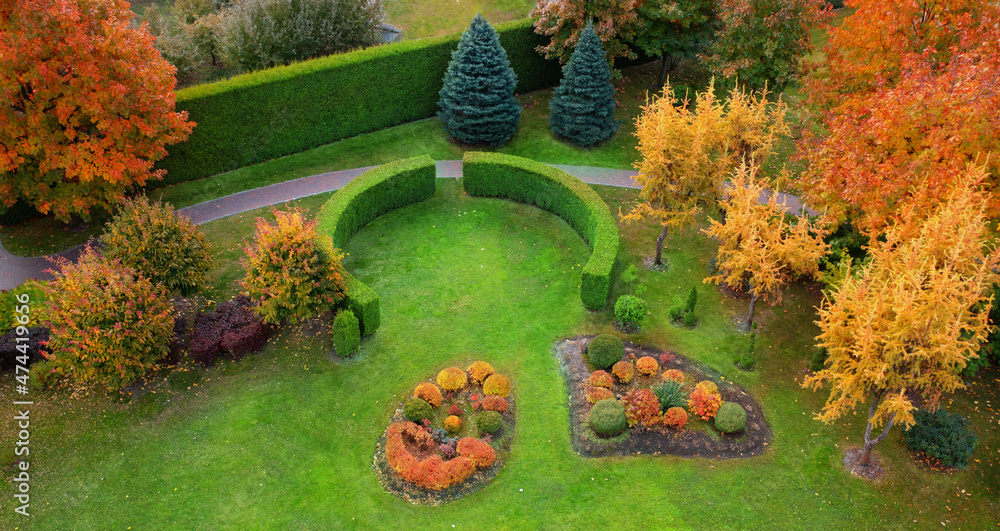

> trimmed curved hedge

[
  {"left": 154, "top": 19, "right": 561, "bottom": 186},
  {"left": 317, "top": 155, "right": 437, "bottom": 335},
  {"left": 462, "top": 152, "right": 619, "bottom": 310}
]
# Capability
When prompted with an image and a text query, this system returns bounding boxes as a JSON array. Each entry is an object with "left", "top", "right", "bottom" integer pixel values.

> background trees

[
  {"left": 0, "top": 0, "right": 195, "bottom": 222},
  {"left": 632, "top": 0, "right": 717, "bottom": 88},
  {"left": 548, "top": 24, "right": 619, "bottom": 147},
  {"left": 530, "top": 0, "right": 639, "bottom": 75}
]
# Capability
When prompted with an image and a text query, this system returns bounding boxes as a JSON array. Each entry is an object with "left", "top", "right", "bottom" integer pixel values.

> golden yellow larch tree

[
  {"left": 802, "top": 164, "right": 1000, "bottom": 469},
  {"left": 718, "top": 83, "right": 790, "bottom": 174},
  {"left": 702, "top": 162, "right": 828, "bottom": 332}
]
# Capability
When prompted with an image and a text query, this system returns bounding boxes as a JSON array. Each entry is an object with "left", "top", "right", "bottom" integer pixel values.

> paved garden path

[{"left": 0, "top": 161, "right": 815, "bottom": 291}]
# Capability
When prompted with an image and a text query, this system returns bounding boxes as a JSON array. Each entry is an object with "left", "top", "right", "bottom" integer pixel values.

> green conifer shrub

[
  {"left": 333, "top": 310, "right": 360, "bottom": 357},
  {"left": 548, "top": 23, "right": 619, "bottom": 146}
]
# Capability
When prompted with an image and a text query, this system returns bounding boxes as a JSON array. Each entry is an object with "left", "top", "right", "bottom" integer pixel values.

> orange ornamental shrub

[
  {"left": 385, "top": 422, "right": 482, "bottom": 490},
  {"left": 479, "top": 396, "right": 509, "bottom": 413},
  {"left": 587, "top": 386, "right": 615, "bottom": 404},
  {"left": 483, "top": 374, "right": 511, "bottom": 397},
  {"left": 467, "top": 361, "right": 495, "bottom": 385},
  {"left": 414, "top": 382, "right": 443, "bottom": 407},
  {"left": 611, "top": 360, "right": 634, "bottom": 384},
  {"left": 661, "top": 369, "right": 685, "bottom": 383},
  {"left": 622, "top": 388, "right": 660, "bottom": 427},
  {"left": 437, "top": 367, "right": 468, "bottom": 391},
  {"left": 588, "top": 370, "right": 614, "bottom": 388},
  {"left": 415, "top": 455, "right": 478, "bottom": 491},
  {"left": 457, "top": 437, "right": 497, "bottom": 468},
  {"left": 636, "top": 356, "right": 659, "bottom": 376},
  {"left": 663, "top": 407, "right": 688, "bottom": 429},
  {"left": 688, "top": 386, "right": 722, "bottom": 421},
  {"left": 444, "top": 415, "right": 463, "bottom": 434}
]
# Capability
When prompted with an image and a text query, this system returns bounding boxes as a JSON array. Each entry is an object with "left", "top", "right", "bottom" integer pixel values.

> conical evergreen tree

[
  {"left": 438, "top": 15, "right": 521, "bottom": 146},
  {"left": 549, "top": 23, "right": 619, "bottom": 147}
]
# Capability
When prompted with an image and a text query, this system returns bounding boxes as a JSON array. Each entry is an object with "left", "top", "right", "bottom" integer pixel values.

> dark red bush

[
  {"left": 0, "top": 327, "right": 49, "bottom": 371},
  {"left": 190, "top": 296, "right": 272, "bottom": 366}
]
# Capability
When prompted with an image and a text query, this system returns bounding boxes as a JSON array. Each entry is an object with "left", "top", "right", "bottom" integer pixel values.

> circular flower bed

[
  {"left": 373, "top": 361, "right": 515, "bottom": 505},
  {"left": 554, "top": 336, "right": 771, "bottom": 458}
]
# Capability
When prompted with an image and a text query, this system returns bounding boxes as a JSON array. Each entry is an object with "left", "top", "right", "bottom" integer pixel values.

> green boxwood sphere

[
  {"left": 477, "top": 410, "right": 503, "bottom": 434},
  {"left": 587, "top": 334, "right": 624, "bottom": 370},
  {"left": 403, "top": 397, "right": 433, "bottom": 423},
  {"left": 715, "top": 402, "right": 747, "bottom": 433},
  {"left": 590, "top": 398, "right": 627, "bottom": 437}
]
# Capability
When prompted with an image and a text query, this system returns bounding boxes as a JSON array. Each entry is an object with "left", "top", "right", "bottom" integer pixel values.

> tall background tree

[
  {"left": 438, "top": 14, "right": 521, "bottom": 147},
  {"left": 548, "top": 23, "right": 619, "bottom": 147},
  {"left": 632, "top": 0, "right": 717, "bottom": 88},
  {"left": 803, "top": 165, "right": 1000, "bottom": 468},
  {"left": 530, "top": 0, "right": 639, "bottom": 76},
  {"left": 0, "top": 0, "right": 195, "bottom": 222}
]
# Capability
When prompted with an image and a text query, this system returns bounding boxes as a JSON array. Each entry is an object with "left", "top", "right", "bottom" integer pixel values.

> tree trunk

[
  {"left": 858, "top": 394, "right": 896, "bottom": 467},
  {"left": 742, "top": 293, "right": 757, "bottom": 332},
  {"left": 654, "top": 225, "right": 668, "bottom": 265}
]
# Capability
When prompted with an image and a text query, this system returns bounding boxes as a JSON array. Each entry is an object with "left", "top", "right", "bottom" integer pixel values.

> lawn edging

[{"left": 462, "top": 152, "right": 619, "bottom": 310}]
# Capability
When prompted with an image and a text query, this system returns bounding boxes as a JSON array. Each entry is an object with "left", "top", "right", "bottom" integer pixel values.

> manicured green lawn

[
  {"left": 385, "top": 0, "right": 532, "bottom": 40},
  {"left": 4, "top": 179, "right": 997, "bottom": 529}
]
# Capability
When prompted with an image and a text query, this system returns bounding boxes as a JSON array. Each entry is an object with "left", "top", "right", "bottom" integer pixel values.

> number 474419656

[{"left": 13, "top": 293, "right": 32, "bottom": 377}]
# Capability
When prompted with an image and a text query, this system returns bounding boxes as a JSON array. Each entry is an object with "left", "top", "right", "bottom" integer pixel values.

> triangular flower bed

[
  {"left": 373, "top": 361, "right": 515, "bottom": 505},
  {"left": 554, "top": 336, "right": 771, "bottom": 458}
]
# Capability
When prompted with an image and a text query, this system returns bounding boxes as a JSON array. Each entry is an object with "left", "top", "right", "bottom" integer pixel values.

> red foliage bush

[
  {"left": 414, "top": 382, "right": 444, "bottom": 407},
  {"left": 588, "top": 370, "right": 614, "bottom": 388},
  {"left": 457, "top": 437, "right": 496, "bottom": 468},
  {"left": 448, "top": 404, "right": 463, "bottom": 416},
  {"left": 636, "top": 356, "right": 659, "bottom": 376},
  {"left": 611, "top": 360, "right": 634, "bottom": 384},
  {"left": 662, "top": 406, "right": 688, "bottom": 429},
  {"left": 479, "top": 396, "right": 509, "bottom": 413},
  {"left": 586, "top": 386, "right": 615, "bottom": 404},
  {"left": 622, "top": 388, "right": 660, "bottom": 426},
  {"left": 688, "top": 386, "right": 722, "bottom": 420},
  {"left": 191, "top": 295, "right": 272, "bottom": 367}
]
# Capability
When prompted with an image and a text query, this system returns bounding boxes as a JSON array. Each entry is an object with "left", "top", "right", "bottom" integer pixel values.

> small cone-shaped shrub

[
  {"left": 548, "top": 23, "right": 619, "bottom": 147},
  {"left": 437, "top": 14, "right": 520, "bottom": 146}
]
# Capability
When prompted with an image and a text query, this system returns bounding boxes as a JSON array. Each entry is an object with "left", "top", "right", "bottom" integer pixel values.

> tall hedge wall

[
  {"left": 461, "top": 152, "right": 619, "bottom": 310},
  {"left": 155, "top": 19, "right": 561, "bottom": 187},
  {"left": 317, "top": 155, "right": 437, "bottom": 335}
]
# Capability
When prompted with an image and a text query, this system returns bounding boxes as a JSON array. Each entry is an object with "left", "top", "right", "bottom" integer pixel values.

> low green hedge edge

[
  {"left": 154, "top": 19, "right": 561, "bottom": 187},
  {"left": 461, "top": 152, "right": 619, "bottom": 310},
  {"left": 318, "top": 155, "right": 437, "bottom": 335}
]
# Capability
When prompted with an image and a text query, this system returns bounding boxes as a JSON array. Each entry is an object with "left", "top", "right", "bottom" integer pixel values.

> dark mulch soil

[
  {"left": 372, "top": 387, "right": 516, "bottom": 506},
  {"left": 843, "top": 447, "right": 885, "bottom": 480},
  {"left": 555, "top": 336, "right": 772, "bottom": 459}
]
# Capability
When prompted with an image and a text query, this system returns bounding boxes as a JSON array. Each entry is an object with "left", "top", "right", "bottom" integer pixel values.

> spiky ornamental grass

[
  {"left": 437, "top": 14, "right": 521, "bottom": 146},
  {"left": 548, "top": 24, "right": 619, "bottom": 147}
]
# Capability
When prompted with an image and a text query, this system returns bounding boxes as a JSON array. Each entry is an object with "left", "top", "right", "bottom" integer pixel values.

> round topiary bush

[
  {"left": 636, "top": 356, "right": 659, "bottom": 376},
  {"left": 403, "top": 397, "right": 434, "bottom": 423},
  {"left": 437, "top": 367, "right": 468, "bottom": 391},
  {"left": 477, "top": 411, "right": 503, "bottom": 434},
  {"left": 414, "top": 382, "right": 443, "bottom": 407},
  {"left": 444, "top": 415, "right": 463, "bottom": 434},
  {"left": 483, "top": 373, "right": 511, "bottom": 397},
  {"left": 663, "top": 406, "right": 688, "bottom": 429},
  {"left": 588, "top": 370, "right": 614, "bottom": 388},
  {"left": 587, "top": 334, "right": 624, "bottom": 369},
  {"left": 611, "top": 360, "right": 634, "bottom": 384},
  {"left": 614, "top": 294, "right": 648, "bottom": 327},
  {"left": 903, "top": 408, "right": 979, "bottom": 468},
  {"left": 467, "top": 361, "right": 495, "bottom": 385},
  {"left": 590, "top": 398, "right": 628, "bottom": 437},
  {"left": 715, "top": 402, "right": 747, "bottom": 433},
  {"left": 662, "top": 369, "right": 684, "bottom": 383}
]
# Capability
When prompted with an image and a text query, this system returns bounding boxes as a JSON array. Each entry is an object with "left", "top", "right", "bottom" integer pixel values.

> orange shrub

[
  {"left": 663, "top": 407, "right": 688, "bottom": 429},
  {"left": 661, "top": 369, "right": 685, "bottom": 383},
  {"left": 622, "top": 388, "right": 660, "bottom": 426},
  {"left": 483, "top": 374, "right": 511, "bottom": 397},
  {"left": 587, "top": 386, "right": 615, "bottom": 404},
  {"left": 467, "top": 361, "right": 495, "bottom": 385},
  {"left": 588, "top": 370, "right": 614, "bottom": 388},
  {"left": 457, "top": 437, "right": 497, "bottom": 468},
  {"left": 611, "top": 360, "right": 634, "bottom": 384},
  {"left": 636, "top": 356, "right": 659, "bottom": 376},
  {"left": 414, "top": 382, "right": 443, "bottom": 407},
  {"left": 444, "top": 415, "right": 463, "bottom": 434},
  {"left": 688, "top": 386, "right": 722, "bottom": 420},
  {"left": 385, "top": 422, "right": 479, "bottom": 490},
  {"left": 437, "top": 367, "right": 468, "bottom": 391},
  {"left": 480, "top": 396, "right": 509, "bottom": 413}
]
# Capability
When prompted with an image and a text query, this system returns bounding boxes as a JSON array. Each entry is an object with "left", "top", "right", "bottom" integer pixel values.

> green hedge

[
  {"left": 317, "top": 155, "right": 437, "bottom": 335},
  {"left": 461, "top": 152, "right": 619, "bottom": 310},
  {"left": 155, "top": 19, "right": 561, "bottom": 186}
]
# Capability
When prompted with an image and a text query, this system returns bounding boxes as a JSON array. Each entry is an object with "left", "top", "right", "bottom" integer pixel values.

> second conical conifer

[
  {"left": 437, "top": 14, "right": 521, "bottom": 146},
  {"left": 548, "top": 24, "right": 619, "bottom": 147}
]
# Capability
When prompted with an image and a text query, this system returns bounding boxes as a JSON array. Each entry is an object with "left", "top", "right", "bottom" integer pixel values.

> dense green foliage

[
  {"left": 342, "top": 273, "right": 380, "bottom": 336},
  {"left": 403, "top": 397, "right": 434, "bottom": 422},
  {"left": 462, "top": 151, "right": 619, "bottom": 309},
  {"left": 735, "top": 331, "right": 756, "bottom": 370},
  {"left": 903, "top": 408, "right": 979, "bottom": 468},
  {"left": 548, "top": 24, "right": 619, "bottom": 147},
  {"left": 332, "top": 309, "right": 361, "bottom": 357},
  {"left": 809, "top": 347, "right": 829, "bottom": 373},
  {"left": 632, "top": 0, "right": 717, "bottom": 85},
  {"left": 684, "top": 285, "right": 697, "bottom": 314},
  {"left": 438, "top": 15, "right": 521, "bottom": 146},
  {"left": 100, "top": 196, "right": 214, "bottom": 295},
  {"left": 590, "top": 398, "right": 628, "bottom": 436},
  {"left": 156, "top": 18, "right": 559, "bottom": 185},
  {"left": 653, "top": 380, "right": 687, "bottom": 412},
  {"left": 586, "top": 334, "right": 625, "bottom": 370},
  {"left": 715, "top": 401, "right": 747, "bottom": 433},
  {"left": 477, "top": 410, "right": 503, "bottom": 434},
  {"left": 614, "top": 294, "right": 648, "bottom": 327}
]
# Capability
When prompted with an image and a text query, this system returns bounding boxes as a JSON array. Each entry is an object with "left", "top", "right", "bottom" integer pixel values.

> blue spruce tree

[
  {"left": 438, "top": 14, "right": 521, "bottom": 146},
  {"left": 548, "top": 23, "right": 619, "bottom": 147}
]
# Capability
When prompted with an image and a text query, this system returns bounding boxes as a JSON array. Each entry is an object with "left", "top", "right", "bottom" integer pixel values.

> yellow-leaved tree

[
  {"left": 702, "top": 162, "right": 828, "bottom": 332},
  {"left": 803, "top": 164, "right": 1000, "bottom": 469},
  {"left": 624, "top": 80, "right": 788, "bottom": 265}
]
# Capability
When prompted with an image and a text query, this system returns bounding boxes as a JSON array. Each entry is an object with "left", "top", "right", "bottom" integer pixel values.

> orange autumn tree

[
  {"left": 0, "top": 0, "right": 194, "bottom": 221},
  {"left": 797, "top": 1, "right": 1000, "bottom": 236},
  {"left": 624, "top": 80, "right": 788, "bottom": 266},
  {"left": 530, "top": 0, "right": 639, "bottom": 74},
  {"left": 803, "top": 165, "right": 1000, "bottom": 468},
  {"left": 702, "top": 162, "right": 828, "bottom": 332}
]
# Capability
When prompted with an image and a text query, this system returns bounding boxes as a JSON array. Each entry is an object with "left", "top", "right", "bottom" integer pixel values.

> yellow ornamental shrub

[
  {"left": 467, "top": 361, "right": 495, "bottom": 385},
  {"left": 482, "top": 374, "right": 511, "bottom": 397},
  {"left": 437, "top": 367, "right": 468, "bottom": 391},
  {"left": 444, "top": 415, "right": 463, "bottom": 434}
]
